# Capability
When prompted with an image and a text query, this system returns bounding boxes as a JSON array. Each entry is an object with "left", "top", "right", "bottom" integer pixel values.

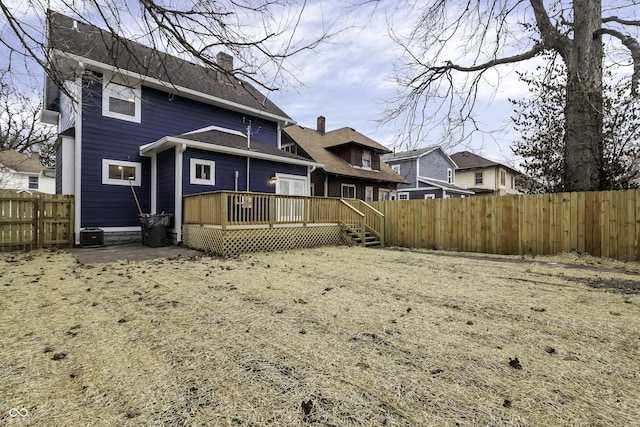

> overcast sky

[
  {"left": 4, "top": 1, "right": 638, "bottom": 168},
  {"left": 264, "top": 1, "right": 533, "bottom": 166}
]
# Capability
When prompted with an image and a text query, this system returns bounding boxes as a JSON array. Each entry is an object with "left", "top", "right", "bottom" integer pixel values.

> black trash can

[{"left": 139, "top": 214, "right": 172, "bottom": 247}]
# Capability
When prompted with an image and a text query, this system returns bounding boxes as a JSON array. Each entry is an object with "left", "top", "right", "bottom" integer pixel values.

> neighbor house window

[
  {"left": 379, "top": 189, "right": 392, "bottom": 201},
  {"left": 28, "top": 176, "right": 39, "bottom": 190},
  {"left": 190, "top": 158, "right": 215, "bottom": 185},
  {"left": 500, "top": 170, "right": 506, "bottom": 185},
  {"left": 424, "top": 194, "right": 435, "bottom": 199},
  {"left": 475, "top": 172, "right": 483, "bottom": 184},
  {"left": 398, "top": 192, "right": 409, "bottom": 200},
  {"left": 365, "top": 186, "right": 374, "bottom": 202},
  {"left": 392, "top": 164, "right": 401, "bottom": 174},
  {"left": 282, "top": 143, "right": 297, "bottom": 155},
  {"left": 447, "top": 168, "right": 453, "bottom": 184},
  {"left": 102, "top": 159, "right": 141, "bottom": 186},
  {"left": 341, "top": 184, "right": 356, "bottom": 199},
  {"left": 362, "top": 150, "right": 372, "bottom": 169},
  {"left": 102, "top": 80, "right": 141, "bottom": 123}
]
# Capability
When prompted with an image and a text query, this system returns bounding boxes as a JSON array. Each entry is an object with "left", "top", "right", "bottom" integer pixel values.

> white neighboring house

[{"left": 0, "top": 150, "right": 55, "bottom": 194}]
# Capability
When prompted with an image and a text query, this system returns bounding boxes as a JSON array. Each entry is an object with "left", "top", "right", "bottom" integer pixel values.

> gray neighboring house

[{"left": 382, "top": 147, "right": 474, "bottom": 199}]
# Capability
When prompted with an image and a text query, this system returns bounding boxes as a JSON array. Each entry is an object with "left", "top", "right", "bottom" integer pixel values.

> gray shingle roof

[{"left": 46, "top": 10, "right": 291, "bottom": 121}]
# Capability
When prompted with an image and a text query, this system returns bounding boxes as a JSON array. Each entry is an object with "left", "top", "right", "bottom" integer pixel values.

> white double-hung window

[{"left": 102, "top": 79, "right": 141, "bottom": 123}]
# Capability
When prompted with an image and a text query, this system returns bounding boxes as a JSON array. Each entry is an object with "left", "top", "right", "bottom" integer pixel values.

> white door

[{"left": 276, "top": 174, "right": 308, "bottom": 221}]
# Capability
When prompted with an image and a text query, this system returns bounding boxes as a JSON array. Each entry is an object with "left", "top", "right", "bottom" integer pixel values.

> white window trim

[
  {"left": 398, "top": 192, "right": 410, "bottom": 200},
  {"left": 102, "top": 159, "right": 141, "bottom": 186},
  {"left": 190, "top": 158, "right": 216, "bottom": 185},
  {"left": 341, "top": 184, "right": 356, "bottom": 199},
  {"left": 424, "top": 194, "right": 435, "bottom": 199},
  {"left": 102, "top": 79, "right": 142, "bottom": 123},
  {"left": 391, "top": 164, "right": 401, "bottom": 174}
]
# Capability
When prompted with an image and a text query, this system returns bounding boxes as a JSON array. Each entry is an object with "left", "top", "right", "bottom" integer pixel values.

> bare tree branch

[{"left": 595, "top": 27, "right": 640, "bottom": 95}]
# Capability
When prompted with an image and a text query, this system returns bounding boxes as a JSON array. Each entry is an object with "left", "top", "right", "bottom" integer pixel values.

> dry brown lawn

[{"left": 1, "top": 246, "right": 640, "bottom": 426}]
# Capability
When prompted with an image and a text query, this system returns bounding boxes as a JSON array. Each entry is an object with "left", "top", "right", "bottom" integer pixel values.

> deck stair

[{"left": 339, "top": 200, "right": 385, "bottom": 248}]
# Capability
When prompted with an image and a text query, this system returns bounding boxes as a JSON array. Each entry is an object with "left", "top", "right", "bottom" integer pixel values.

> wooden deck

[{"left": 182, "top": 191, "right": 384, "bottom": 257}]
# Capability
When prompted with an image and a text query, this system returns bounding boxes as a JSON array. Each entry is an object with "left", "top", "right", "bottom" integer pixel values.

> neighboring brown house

[
  {"left": 282, "top": 117, "right": 408, "bottom": 201},
  {"left": 450, "top": 151, "right": 519, "bottom": 195}
]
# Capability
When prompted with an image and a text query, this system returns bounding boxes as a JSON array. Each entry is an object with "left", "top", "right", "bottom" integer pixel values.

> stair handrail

[
  {"left": 339, "top": 199, "right": 366, "bottom": 246},
  {"left": 352, "top": 200, "right": 385, "bottom": 247}
]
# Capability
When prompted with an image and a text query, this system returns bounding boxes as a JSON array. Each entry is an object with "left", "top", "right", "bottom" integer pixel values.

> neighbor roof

[
  {"left": 283, "top": 125, "right": 408, "bottom": 184},
  {"left": 450, "top": 151, "right": 517, "bottom": 173},
  {"left": 0, "top": 151, "right": 45, "bottom": 174},
  {"left": 382, "top": 146, "right": 441, "bottom": 162},
  {"left": 45, "top": 10, "right": 291, "bottom": 123}
]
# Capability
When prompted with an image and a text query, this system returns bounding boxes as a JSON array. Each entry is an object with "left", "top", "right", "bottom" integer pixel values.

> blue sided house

[
  {"left": 41, "top": 10, "right": 320, "bottom": 246},
  {"left": 382, "top": 147, "right": 474, "bottom": 199}
]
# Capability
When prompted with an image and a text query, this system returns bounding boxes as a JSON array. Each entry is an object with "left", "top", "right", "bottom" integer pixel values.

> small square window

[
  {"left": 392, "top": 164, "right": 401, "bottom": 174},
  {"left": 28, "top": 176, "right": 39, "bottom": 189},
  {"left": 102, "top": 79, "right": 141, "bottom": 123},
  {"left": 398, "top": 192, "right": 409, "bottom": 200},
  {"left": 190, "top": 158, "right": 215, "bottom": 185},
  {"left": 102, "top": 159, "right": 141, "bottom": 186},
  {"left": 341, "top": 184, "right": 356, "bottom": 199}
]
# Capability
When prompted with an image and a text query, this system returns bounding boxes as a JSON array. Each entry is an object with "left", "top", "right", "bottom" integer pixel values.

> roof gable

[
  {"left": 283, "top": 124, "right": 407, "bottom": 184},
  {"left": 46, "top": 10, "right": 291, "bottom": 122},
  {"left": 450, "top": 151, "right": 518, "bottom": 173},
  {"left": 382, "top": 146, "right": 456, "bottom": 166}
]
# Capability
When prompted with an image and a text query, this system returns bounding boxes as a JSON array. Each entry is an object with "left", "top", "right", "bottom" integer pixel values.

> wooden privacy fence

[
  {"left": 372, "top": 189, "right": 640, "bottom": 262},
  {"left": 0, "top": 191, "right": 74, "bottom": 251}
]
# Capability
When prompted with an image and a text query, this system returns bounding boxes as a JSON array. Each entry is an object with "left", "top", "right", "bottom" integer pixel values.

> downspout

[
  {"left": 234, "top": 170, "right": 239, "bottom": 192},
  {"left": 246, "top": 157, "right": 250, "bottom": 192},
  {"left": 174, "top": 143, "right": 186, "bottom": 243},
  {"left": 73, "top": 73, "right": 83, "bottom": 246},
  {"left": 150, "top": 152, "right": 157, "bottom": 213}
]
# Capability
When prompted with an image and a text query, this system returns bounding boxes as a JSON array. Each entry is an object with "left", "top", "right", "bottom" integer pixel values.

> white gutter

[{"left": 51, "top": 50, "right": 295, "bottom": 125}]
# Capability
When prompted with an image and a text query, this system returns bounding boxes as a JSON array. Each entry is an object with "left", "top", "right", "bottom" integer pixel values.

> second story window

[
  {"left": 392, "top": 164, "right": 401, "bottom": 174},
  {"left": 500, "top": 170, "right": 506, "bottom": 186},
  {"left": 447, "top": 168, "right": 453, "bottom": 184},
  {"left": 103, "top": 80, "right": 141, "bottom": 123},
  {"left": 475, "top": 172, "right": 483, "bottom": 184},
  {"left": 362, "top": 150, "right": 372, "bottom": 169}
]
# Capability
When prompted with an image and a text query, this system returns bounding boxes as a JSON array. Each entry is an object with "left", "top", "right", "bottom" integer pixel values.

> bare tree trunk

[{"left": 563, "top": 0, "right": 604, "bottom": 191}]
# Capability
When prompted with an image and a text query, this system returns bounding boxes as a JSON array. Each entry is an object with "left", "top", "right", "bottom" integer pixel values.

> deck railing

[{"left": 183, "top": 191, "right": 347, "bottom": 228}]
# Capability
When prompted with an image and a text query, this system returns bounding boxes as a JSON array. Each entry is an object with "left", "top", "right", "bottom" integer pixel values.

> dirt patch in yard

[{"left": 1, "top": 246, "right": 639, "bottom": 426}]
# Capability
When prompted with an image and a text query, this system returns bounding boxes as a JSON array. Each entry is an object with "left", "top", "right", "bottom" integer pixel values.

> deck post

[
  {"left": 269, "top": 194, "right": 275, "bottom": 227},
  {"left": 221, "top": 192, "right": 228, "bottom": 230},
  {"left": 360, "top": 214, "right": 366, "bottom": 247}
]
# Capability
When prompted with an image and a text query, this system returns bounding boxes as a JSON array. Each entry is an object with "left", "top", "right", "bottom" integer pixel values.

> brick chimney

[
  {"left": 317, "top": 116, "right": 326, "bottom": 135},
  {"left": 217, "top": 52, "right": 233, "bottom": 72}
]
